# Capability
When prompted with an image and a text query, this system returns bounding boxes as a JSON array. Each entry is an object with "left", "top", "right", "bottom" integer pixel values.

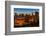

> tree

[
  {"left": 21, "top": 14, "right": 24, "bottom": 17},
  {"left": 14, "top": 13, "right": 18, "bottom": 16}
]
